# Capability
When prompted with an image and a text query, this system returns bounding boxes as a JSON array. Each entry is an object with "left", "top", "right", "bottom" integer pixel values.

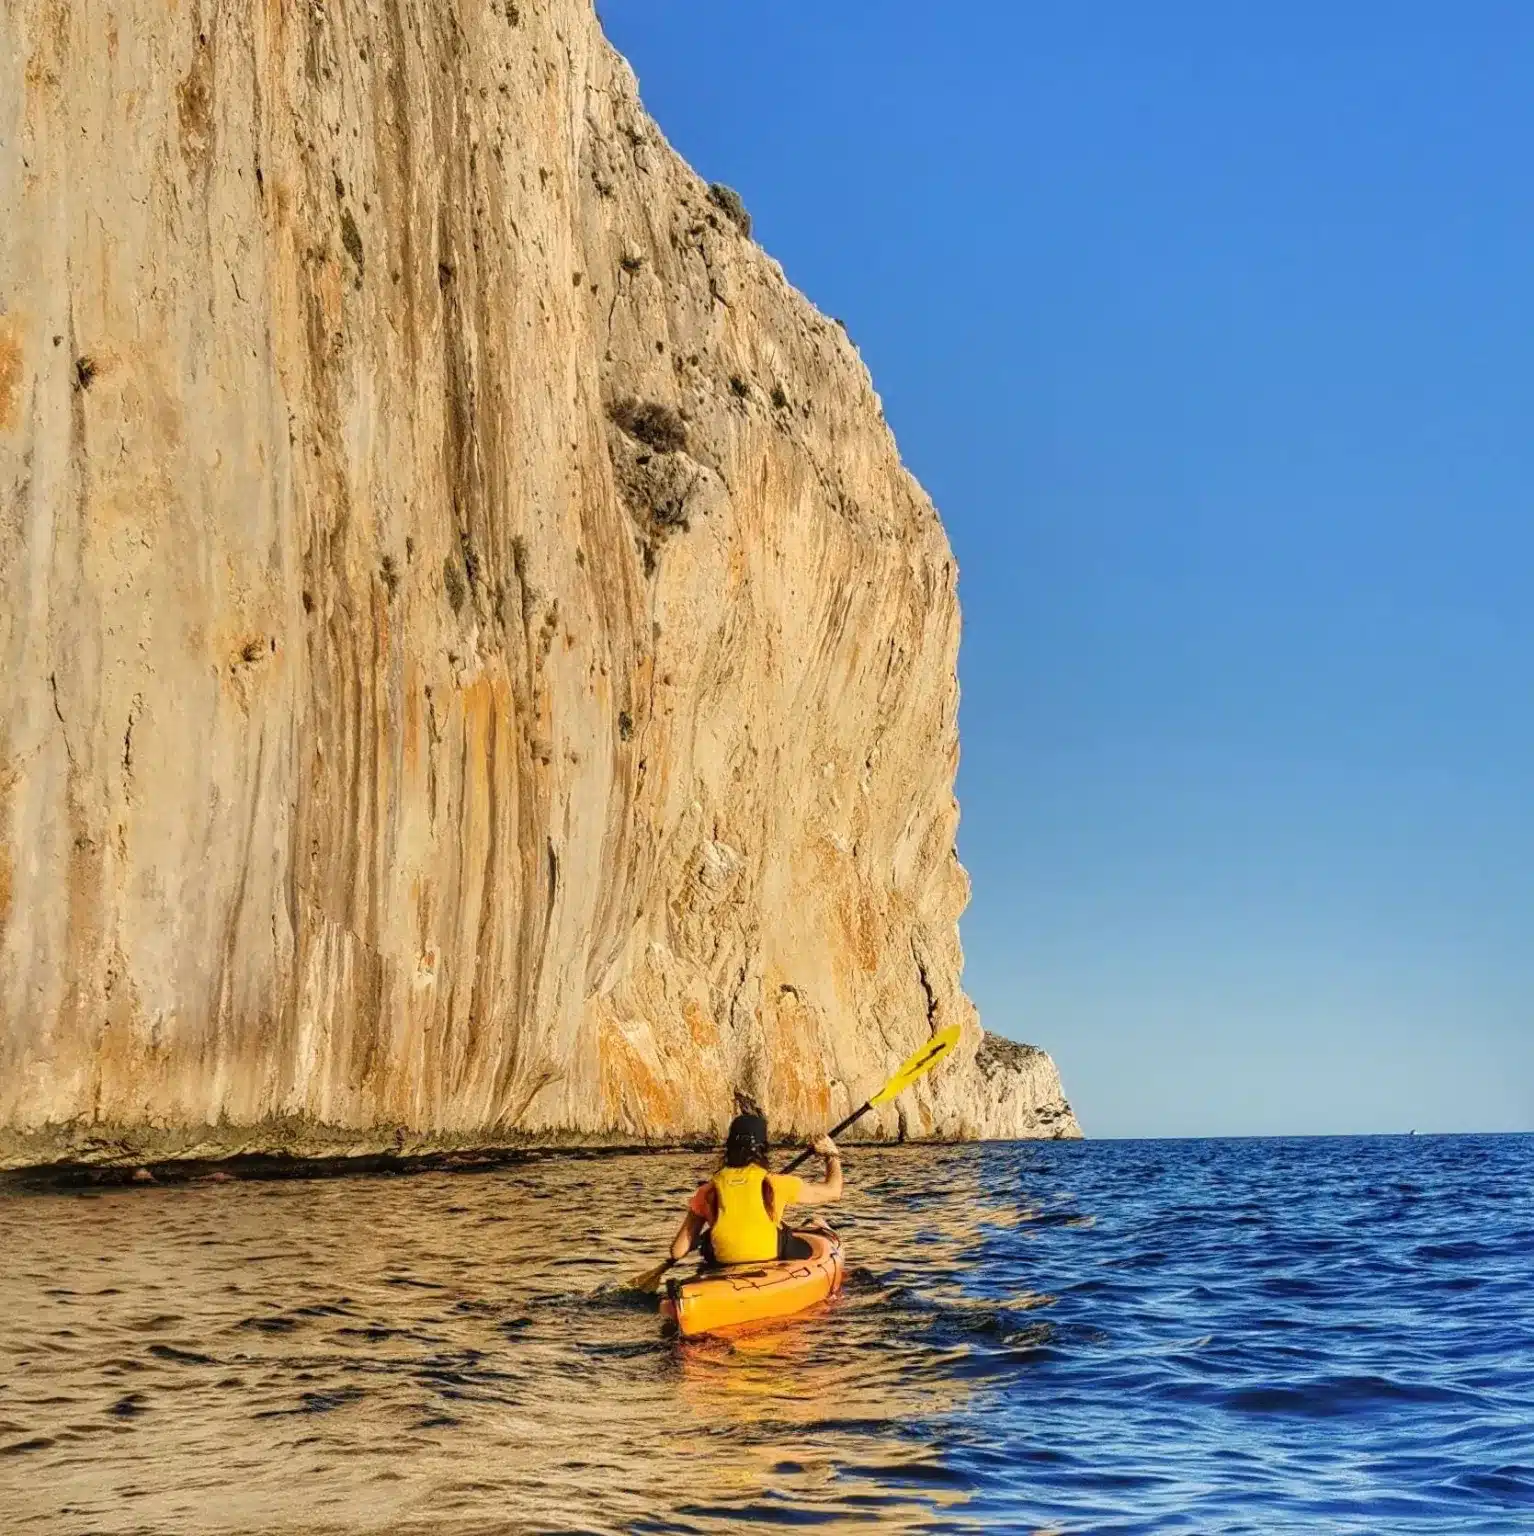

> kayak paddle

[
  {"left": 780, "top": 1022, "right": 963, "bottom": 1174},
  {"left": 629, "top": 1022, "right": 963, "bottom": 1293}
]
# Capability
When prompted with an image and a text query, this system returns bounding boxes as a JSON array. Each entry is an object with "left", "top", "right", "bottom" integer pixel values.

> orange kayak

[{"left": 660, "top": 1229, "right": 845, "bottom": 1337}]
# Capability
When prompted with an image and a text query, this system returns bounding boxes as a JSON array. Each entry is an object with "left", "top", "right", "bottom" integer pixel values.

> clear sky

[{"left": 602, "top": 1, "right": 1534, "bottom": 1138}]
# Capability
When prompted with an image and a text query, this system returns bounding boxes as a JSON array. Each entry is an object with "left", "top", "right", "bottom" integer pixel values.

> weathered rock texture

[
  {"left": 0, "top": 0, "right": 1078, "bottom": 1167},
  {"left": 970, "top": 1034, "right": 1079, "bottom": 1141}
]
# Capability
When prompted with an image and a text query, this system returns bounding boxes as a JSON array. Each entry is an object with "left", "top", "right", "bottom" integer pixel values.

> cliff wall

[{"left": 0, "top": 0, "right": 1078, "bottom": 1166}]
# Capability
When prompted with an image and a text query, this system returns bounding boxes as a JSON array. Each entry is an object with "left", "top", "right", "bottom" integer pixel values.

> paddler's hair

[{"left": 723, "top": 1111, "right": 770, "bottom": 1169}]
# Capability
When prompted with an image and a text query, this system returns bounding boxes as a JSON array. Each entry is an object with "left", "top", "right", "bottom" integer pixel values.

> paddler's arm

[
  {"left": 789, "top": 1135, "right": 843, "bottom": 1206},
  {"left": 670, "top": 1209, "right": 706, "bottom": 1261}
]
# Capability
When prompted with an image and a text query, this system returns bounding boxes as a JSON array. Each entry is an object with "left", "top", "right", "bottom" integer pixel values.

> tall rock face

[{"left": 0, "top": 0, "right": 1078, "bottom": 1167}]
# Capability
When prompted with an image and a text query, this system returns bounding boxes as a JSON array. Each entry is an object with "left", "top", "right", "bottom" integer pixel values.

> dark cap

[{"left": 725, "top": 1112, "right": 769, "bottom": 1167}]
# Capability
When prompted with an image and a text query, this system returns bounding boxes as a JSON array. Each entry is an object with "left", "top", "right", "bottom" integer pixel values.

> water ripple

[{"left": 2, "top": 1134, "right": 1531, "bottom": 1532}]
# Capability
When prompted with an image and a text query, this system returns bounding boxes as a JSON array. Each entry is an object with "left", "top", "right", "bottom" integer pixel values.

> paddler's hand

[{"left": 812, "top": 1135, "right": 839, "bottom": 1159}]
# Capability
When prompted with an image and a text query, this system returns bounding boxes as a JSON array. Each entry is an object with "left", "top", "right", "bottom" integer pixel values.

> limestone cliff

[{"left": 0, "top": 0, "right": 1078, "bottom": 1167}]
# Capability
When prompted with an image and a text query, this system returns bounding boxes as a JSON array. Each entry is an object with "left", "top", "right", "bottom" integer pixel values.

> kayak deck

[{"left": 660, "top": 1229, "right": 844, "bottom": 1337}]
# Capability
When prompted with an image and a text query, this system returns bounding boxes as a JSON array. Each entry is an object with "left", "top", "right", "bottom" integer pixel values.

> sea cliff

[{"left": 0, "top": 0, "right": 1078, "bottom": 1168}]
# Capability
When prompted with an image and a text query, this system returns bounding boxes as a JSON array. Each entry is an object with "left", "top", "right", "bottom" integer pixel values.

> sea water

[{"left": 3, "top": 1135, "right": 1531, "bottom": 1533}]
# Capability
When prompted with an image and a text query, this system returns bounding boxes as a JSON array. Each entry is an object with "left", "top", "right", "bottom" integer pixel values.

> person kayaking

[{"left": 669, "top": 1111, "right": 843, "bottom": 1266}]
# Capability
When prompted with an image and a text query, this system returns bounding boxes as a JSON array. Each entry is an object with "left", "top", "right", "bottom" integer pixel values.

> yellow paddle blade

[
  {"left": 630, "top": 1256, "right": 675, "bottom": 1294},
  {"left": 868, "top": 1023, "right": 963, "bottom": 1107}
]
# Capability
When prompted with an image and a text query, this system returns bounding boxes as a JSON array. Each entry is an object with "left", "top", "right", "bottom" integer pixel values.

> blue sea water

[
  {"left": 895, "top": 1134, "right": 1534, "bottom": 1534},
  {"left": 4, "top": 1135, "right": 1532, "bottom": 1533}
]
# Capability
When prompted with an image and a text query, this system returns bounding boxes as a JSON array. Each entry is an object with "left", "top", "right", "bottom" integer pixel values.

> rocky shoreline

[{"left": 0, "top": 1030, "right": 1078, "bottom": 1175}]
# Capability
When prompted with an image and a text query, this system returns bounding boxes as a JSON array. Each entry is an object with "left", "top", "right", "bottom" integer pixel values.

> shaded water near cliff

[{"left": 4, "top": 1136, "right": 1532, "bottom": 1534}]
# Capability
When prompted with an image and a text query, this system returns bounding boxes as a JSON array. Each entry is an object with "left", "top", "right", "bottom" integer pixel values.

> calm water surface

[{"left": 3, "top": 1136, "right": 1532, "bottom": 1534}]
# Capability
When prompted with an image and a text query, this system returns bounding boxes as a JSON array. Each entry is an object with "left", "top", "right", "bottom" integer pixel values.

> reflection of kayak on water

[{"left": 661, "top": 1227, "right": 845, "bottom": 1338}]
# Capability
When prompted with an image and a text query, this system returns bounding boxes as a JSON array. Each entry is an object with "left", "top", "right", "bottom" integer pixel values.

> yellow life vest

[{"left": 707, "top": 1164, "right": 781, "bottom": 1264}]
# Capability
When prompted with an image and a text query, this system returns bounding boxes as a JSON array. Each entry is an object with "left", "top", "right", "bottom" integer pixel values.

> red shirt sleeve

[{"left": 688, "top": 1183, "right": 718, "bottom": 1223}]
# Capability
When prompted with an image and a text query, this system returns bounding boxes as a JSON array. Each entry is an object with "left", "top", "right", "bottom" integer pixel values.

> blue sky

[{"left": 602, "top": 1, "right": 1534, "bottom": 1137}]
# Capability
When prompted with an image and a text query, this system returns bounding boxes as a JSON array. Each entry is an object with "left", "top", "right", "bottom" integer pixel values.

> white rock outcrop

[{"left": 0, "top": 0, "right": 1077, "bottom": 1166}]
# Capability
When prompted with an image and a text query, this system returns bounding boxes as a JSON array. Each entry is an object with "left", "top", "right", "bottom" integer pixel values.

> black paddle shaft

[{"left": 781, "top": 1100, "right": 871, "bottom": 1175}]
